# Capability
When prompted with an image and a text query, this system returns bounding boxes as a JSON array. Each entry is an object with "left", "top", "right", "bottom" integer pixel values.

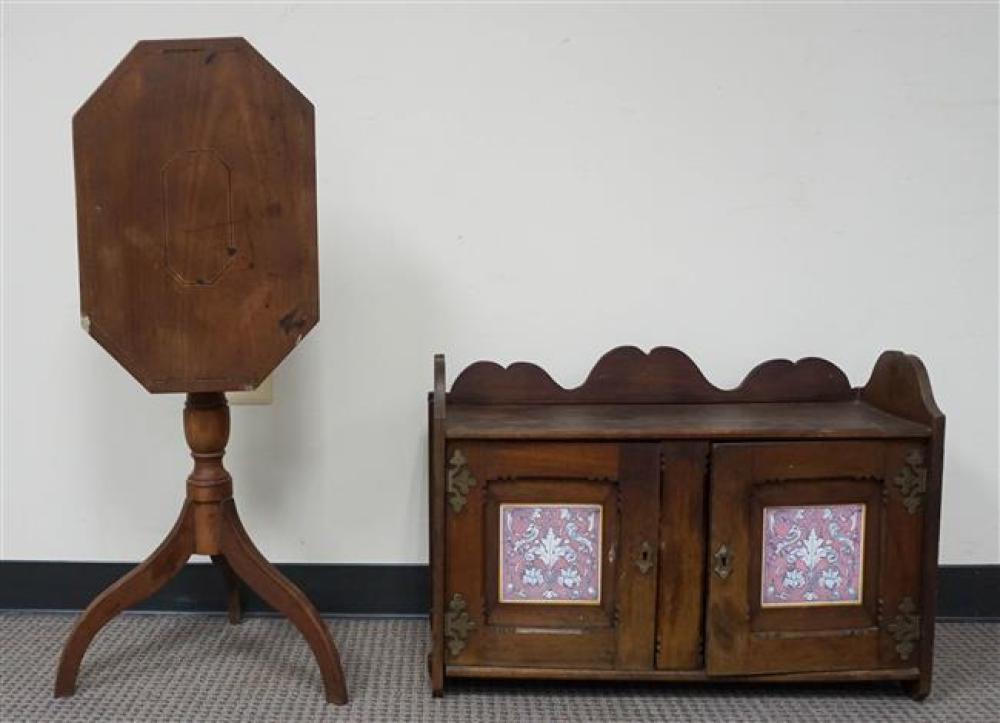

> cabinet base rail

[{"left": 446, "top": 665, "right": 921, "bottom": 683}]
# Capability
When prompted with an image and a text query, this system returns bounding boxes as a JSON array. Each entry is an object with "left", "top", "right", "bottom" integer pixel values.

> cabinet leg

[
  {"left": 210, "top": 554, "right": 244, "bottom": 624},
  {"left": 54, "top": 502, "right": 196, "bottom": 697},
  {"left": 218, "top": 498, "right": 348, "bottom": 705},
  {"left": 427, "top": 652, "right": 444, "bottom": 697},
  {"left": 902, "top": 675, "right": 931, "bottom": 701}
]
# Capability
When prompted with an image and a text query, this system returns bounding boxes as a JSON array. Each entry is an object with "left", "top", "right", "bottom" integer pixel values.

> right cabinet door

[{"left": 706, "top": 441, "right": 927, "bottom": 675}]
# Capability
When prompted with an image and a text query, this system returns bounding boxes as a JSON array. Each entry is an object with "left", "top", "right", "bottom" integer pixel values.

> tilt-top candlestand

[
  {"left": 55, "top": 394, "right": 348, "bottom": 704},
  {"left": 62, "top": 37, "right": 346, "bottom": 703}
]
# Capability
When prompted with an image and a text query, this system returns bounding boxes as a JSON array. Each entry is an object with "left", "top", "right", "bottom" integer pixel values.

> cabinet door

[
  {"left": 706, "top": 441, "right": 926, "bottom": 675},
  {"left": 445, "top": 442, "right": 660, "bottom": 670}
]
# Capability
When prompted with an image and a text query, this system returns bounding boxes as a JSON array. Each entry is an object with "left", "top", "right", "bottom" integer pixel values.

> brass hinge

[
  {"left": 893, "top": 449, "right": 927, "bottom": 514},
  {"left": 447, "top": 449, "right": 476, "bottom": 513},
  {"left": 444, "top": 593, "right": 475, "bottom": 658},
  {"left": 886, "top": 597, "right": 921, "bottom": 661}
]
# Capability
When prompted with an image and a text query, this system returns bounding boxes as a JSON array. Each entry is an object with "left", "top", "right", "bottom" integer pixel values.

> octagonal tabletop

[{"left": 74, "top": 37, "right": 317, "bottom": 393}]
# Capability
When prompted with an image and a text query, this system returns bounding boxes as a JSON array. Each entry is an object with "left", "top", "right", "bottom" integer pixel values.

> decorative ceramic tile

[
  {"left": 499, "top": 504, "right": 602, "bottom": 604},
  {"left": 761, "top": 503, "right": 866, "bottom": 607}
]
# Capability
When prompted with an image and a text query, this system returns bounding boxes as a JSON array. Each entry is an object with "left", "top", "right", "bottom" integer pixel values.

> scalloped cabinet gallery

[{"left": 427, "top": 347, "right": 944, "bottom": 700}]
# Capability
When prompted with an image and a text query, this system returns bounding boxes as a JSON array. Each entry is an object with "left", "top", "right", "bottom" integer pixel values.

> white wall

[{"left": 2, "top": 3, "right": 997, "bottom": 565}]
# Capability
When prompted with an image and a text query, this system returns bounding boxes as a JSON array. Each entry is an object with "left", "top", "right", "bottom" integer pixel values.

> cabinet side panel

[
  {"left": 656, "top": 442, "right": 709, "bottom": 670},
  {"left": 428, "top": 397, "right": 445, "bottom": 694},
  {"left": 861, "top": 352, "right": 945, "bottom": 698},
  {"left": 907, "top": 419, "right": 944, "bottom": 699},
  {"left": 429, "top": 354, "right": 447, "bottom": 695}
]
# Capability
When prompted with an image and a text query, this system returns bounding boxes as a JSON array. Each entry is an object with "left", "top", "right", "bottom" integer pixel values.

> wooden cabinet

[{"left": 428, "top": 347, "right": 944, "bottom": 700}]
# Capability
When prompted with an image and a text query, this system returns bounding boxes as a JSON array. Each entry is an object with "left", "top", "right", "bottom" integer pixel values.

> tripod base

[{"left": 53, "top": 393, "right": 348, "bottom": 704}]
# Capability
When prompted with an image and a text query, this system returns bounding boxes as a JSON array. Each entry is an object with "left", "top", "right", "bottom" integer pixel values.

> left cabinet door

[{"left": 444, "top": 442, "right": 660, "bottom": 671}]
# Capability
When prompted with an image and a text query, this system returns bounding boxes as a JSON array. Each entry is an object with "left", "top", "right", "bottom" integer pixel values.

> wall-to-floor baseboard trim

[
  {"left": 0, "top": 562, "right": 996, "bottom": 619},
  {"left": 0, "top": 562, "right": 429, "bottom": 616},
  {"left": 933, "top": 565, "right": 999, "bottom": 620}
]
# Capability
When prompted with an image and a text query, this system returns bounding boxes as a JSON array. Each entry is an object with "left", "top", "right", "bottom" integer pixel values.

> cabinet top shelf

[
  {"left": 444, "top": 400, "right": 931, "bottom": 440},
  {"left": 433, "top": 346, "right": 944, "bottom": 440}
]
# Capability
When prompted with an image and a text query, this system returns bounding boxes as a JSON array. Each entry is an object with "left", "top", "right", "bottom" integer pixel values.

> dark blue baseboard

[
  {"left": 0, "top": 561, "right": 428, "bottom": 616},
  {"left": 0, "top": 561, "right": 996, "bottom": 619}
]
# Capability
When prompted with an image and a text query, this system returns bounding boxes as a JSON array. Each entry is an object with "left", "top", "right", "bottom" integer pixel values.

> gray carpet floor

[{"left": 1, "top": 614, "right": 997, "bottom": 722}]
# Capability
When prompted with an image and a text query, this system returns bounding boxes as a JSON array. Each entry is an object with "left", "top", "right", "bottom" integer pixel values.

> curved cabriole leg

[
  {"left": 54, "top": 501, "right": 196, "bottom": 697},
  {"left": 219, "top": 499, "right": 348, "bottom": 705},
  {"left": 210, "top": 554, "right": 244, "bottom": 624}
]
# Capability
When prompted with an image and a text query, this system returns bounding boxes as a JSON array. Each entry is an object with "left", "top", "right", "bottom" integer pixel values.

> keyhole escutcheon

[
  {"left": 714, "top": 543, "right": 733, "bottom": 580},
  {"left": 635, "top": 541, "right": 654, "bottom": 575}
]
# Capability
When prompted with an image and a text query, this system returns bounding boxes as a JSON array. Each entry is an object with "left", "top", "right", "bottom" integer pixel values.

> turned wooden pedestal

[{"left": 54, "top": 393, "right": 348, "bottom": 704}]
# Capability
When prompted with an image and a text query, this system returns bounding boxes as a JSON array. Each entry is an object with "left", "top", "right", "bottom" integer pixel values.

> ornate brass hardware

[
  {"left": 635, "top": 541, "right": 655, "bottom": 575},
  {"left": 887, "top": 596, "right": 920, "bottom": 661},
  {"left": 444, "top": 593, "right": 475, "bottom": 657},
  {"left": 713, "top": 544, "right": 733, "bottom": 580},
  {"left": 893, "top": 450, "right": 927, "bottom": 514},
  {"left": 447, "top": 449, "right": 476, "bottom": 513}
]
